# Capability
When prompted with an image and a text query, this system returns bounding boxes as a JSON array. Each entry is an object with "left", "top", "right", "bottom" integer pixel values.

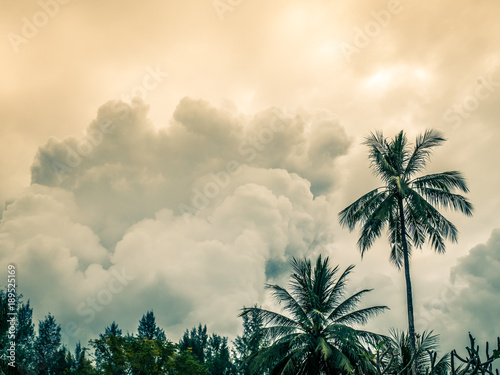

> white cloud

[
  {"left": 1, "top": 98, "right": 349, "bottom": 345},
  {"left": 28, "top": 98, "right": 349, "bottom": 248}
]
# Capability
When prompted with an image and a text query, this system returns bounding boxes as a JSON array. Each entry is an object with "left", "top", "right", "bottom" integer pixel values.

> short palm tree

[
  {"left": 239, "top": 255, "right": 388, "bottom": 374},
  {"left": 338, "top": 130, "right": 473, "bottom": 374},
  {"left": 390, "top": 330, "right": 450, "bottom": 375},
  {"left": 366, "top": 329, "right": 450, "bottom": 375}
]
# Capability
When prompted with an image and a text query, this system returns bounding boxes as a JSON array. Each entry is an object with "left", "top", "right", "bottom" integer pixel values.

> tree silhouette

[
  {"left": 339, "top": 130, "right": 473, "bottom": 374},
  {"left": 138, "top": 310, "right": 166, "bottom": 341},
  {"left": 240, "top": 256, "right": 388, "bottom": 374},
  {"left": 34, "top": 314, "right": 63, "bottom": 374}
]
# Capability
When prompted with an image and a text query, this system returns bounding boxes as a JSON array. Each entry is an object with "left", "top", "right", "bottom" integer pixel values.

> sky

[{"left": 1, "top": 0, "right": 499, "bottom": 360}]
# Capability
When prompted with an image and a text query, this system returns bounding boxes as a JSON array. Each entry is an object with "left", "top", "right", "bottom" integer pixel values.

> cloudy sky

[{"left": 1, "top": 0, "right": 499, "bottom": 357}]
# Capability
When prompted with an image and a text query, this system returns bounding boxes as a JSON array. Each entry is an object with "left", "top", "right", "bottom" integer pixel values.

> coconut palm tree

[
  {"left": 392, "top": 330, "right": 450, "bottom": 375},
  {"left": 366, "top": 329, "right": 450, "bottom": 375},
  {"left": 338, "top": 130, "right": 473, "bottom": 374},
  {"left": 239, "top": 255, "right": 388, "bottom": 375}
]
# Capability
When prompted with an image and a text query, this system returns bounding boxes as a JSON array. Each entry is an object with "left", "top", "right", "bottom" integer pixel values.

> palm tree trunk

[{"left": 398, "top": 196, "right": 418, "bottom": 375}]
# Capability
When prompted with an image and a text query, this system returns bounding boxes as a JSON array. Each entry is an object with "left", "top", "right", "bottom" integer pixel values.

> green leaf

[{"left": 377, "top": 340, "right": 387, "bottom": 350}]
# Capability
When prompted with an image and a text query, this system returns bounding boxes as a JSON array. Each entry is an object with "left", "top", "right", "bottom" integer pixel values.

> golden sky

[{"left": 1, "top": 0, "right": 499, "bottom": 352}]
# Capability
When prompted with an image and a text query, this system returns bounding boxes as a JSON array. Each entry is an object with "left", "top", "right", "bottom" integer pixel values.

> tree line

[
  {"left": 0, "top": 290, "right": 250, "bottom": 374},
  {"left": 0, "top": 257, "right": 498, "bottom": 374}
]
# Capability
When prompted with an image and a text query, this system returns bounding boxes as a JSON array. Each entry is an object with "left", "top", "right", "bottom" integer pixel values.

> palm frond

[
  {"left": 388, "top": 130, "right": 409, "bottom": 175},
  {"left": 239, "top": 307, "right": 300, "bottom": 330},
  {"left": 416, "top": 331, "right": 449, "bottom": 374},
  {"left": 258, "top": 327, "right": 302, "bottom": 343},
  {"left": 249, "top": 339, "right": 295, "bottom": 375},
  {"left": 327, "top": 344, "right": 356, "bottom": 373},
  {"left": 326, "top": 264, "right": 355, "bottom": 310},
  {"left": 311, "top": 256, "right": 337, "bottom": 312},
  {"left": 288, "top": 258, "right": 314, "bottom": 312},
  {"left": 410, "top": 171, "right": 470, "bottom": 193},
  {"left": 417, "top": 331, "right": 440, "bottom": 353},
  {"left": 333, "top": 305, "right": 389, "bottom": 326},
  {"left": 406, "top": 190, "right": 459, "bottom": 253},
  {"left": 364, "top": 131, "right": 399, "bottom": 182},
  {"left": 328, "top": 289, "right": 374, "bottom": 321},
  {"left": 387, "top": 205, "right": 405, "bottom": 268},
  {"left": 352, "top": 329, "right": 389, "bottom": 346},
  {"left": 386, "top": 329, "right": 451, "bottom": 375},
  {"left": 357, "top": 193, "right": 395, "bottom": 254},
  {"left": 429, "top": 352, "right": 450, "bottom": 375},
  {"left": 404, "top": 202, "right": 427, "bottom": 250},
  {"left": 405, "top": 129, "right": 446, "bottom": 177},
  {"left": 316, "top": 336, "right": 334, "bottom": 361},
  {"left": 412, "top": 187, "right": 473, "bottom": 216},
  {"left": 265, "top": 284, "right": 310, "bottom": 325},
  {"left": 339, "top": 188, "right": 386, "bottom": 231}
]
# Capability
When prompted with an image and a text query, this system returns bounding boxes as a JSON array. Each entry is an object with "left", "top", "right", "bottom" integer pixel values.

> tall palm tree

[
  {"left": 338, "top": 130, "right": 473, "bottom": 374},
  {"left": 239, "top": 255, "right": 388, "bottom": 375}
]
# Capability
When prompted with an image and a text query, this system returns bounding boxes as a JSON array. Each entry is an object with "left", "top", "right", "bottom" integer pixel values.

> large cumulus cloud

[
  {"left": 1, "top": 98, "right": 350, "bottom": 345},
  {"left": 30, "top": 98, "right": 349, "bottom": 248}
]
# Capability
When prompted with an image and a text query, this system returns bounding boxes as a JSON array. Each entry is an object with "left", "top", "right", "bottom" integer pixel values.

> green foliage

[
  {"left": 1, "top": 284, "right": 496, "bottom": 375},
  {"left": 105, "top": 321, "right": 122, "bottom": 337},
  {"left": 339, "top": 130, "right": 473, "bottom": 266},
  {"left": 126, "top": 336, "right": 176, "bottom": 374},
  {"left": 51, "top": 346, "right": 72, "bottom": 374},
  {"left": 34, "top": 314, "right": 65, "bottom": 374},
  {"left": 493, "top": 349, "right": 500, "bottom": 360},
  {"left": 90, "top": 324, "right": 128, "bottom": 375},
  {"left": 68, "top": 343, "right": 96, "bottom": 374},
  {"left": 90, "top": 321, "right": 176, "bottom": 375},
  {"left": 179, "top": 324, "right": 236, "bottom": 375},
  {"left": 15, "top": 299, "right": 35, "bottom": 370},
  {"left": 366, "top": 333, "right": 500, "bottom": 375},
  {"left": 339, "top": 130, "right": 473, "bottom": 373},
  {"left": 240, "top": 255, "right": 388, "bottom": 374},
  {"left": 138, "top": 310, "right": 166, "bottom": 341},
  {"left": 206, "top": 334, "right": 236, "bottom": 375},
  {"left": 179, "top": 324, "right": 208, "bottom": 363},
  {"left": 172, "top": 349, "right": 210, "bottom": 375},
  {"left": 367, "top": 330, "right": 450, "bottom": 375},
  {"left": 233, "top": 306, "right": 267, "bottom": 374}
]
